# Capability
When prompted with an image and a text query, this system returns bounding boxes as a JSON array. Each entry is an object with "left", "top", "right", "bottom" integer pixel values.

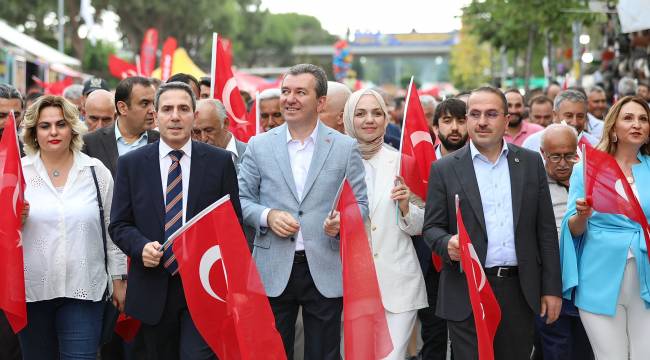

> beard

[
  {"left": 508, "top": 113, "right": 523, "bottom": 128},
  {"left": 439, "top": 131, "right": 468, "bottom": 152}
]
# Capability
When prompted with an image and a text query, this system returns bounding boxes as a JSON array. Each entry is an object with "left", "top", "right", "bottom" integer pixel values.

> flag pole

[
  {"left": 582, "top": 143, "right": 587, "bottom": 206},
  {"left": 255, "top": 90, "right": 260, "bottom": 135},
  {"left": 135, "top": 55, "right": 142, "bottom": 76},
  {"left": 455, "top": 194, "right": 463, "bottom": 273},
  {"left": 209, "top": 33, "right": 218, "bottom": 100},
  {"left": 396, "top": 76, "right": 415, "bottom": 224}
]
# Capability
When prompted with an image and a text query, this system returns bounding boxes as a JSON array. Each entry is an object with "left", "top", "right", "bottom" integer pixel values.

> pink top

[{"left": 504, "top": 121, "right": 544, "bottom": 146}]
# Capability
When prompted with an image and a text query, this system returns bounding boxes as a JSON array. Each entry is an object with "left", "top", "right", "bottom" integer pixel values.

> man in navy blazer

[{"left": 109, "top": 81, "right": 241, "bottom": 360}]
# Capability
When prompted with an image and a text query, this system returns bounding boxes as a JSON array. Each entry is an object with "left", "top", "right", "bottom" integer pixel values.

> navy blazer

[{"left": 109, "top": 140, "right": 242, "bottom": 325}]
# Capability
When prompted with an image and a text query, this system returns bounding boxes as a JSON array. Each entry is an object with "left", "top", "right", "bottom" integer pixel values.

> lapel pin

[{"left": 514, "top": 157, "right": 520, "bottom": 163}]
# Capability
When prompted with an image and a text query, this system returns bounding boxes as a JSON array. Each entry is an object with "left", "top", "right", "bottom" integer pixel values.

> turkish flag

[
  {"left": 167, "top": 195, "right": 285, "bottom": 359},
  {"left": 108, "top": 55, "right": 138, "bottom": 80},
  {"left": 0, "top": 111, "right": 27, "bottom": 333},
  {"left": 399, "top": 78, "right": 442, "bottom": 272},
  {"left": 583, "top": 146, "right": 650, "bottom": 263},
  {"left": 31, "top": 76, "right": 74, "bottom": 96},
  {"left": 161, "top": 37, "right": 177, "bottom": 82},
  {"left": 246, "top": 93, "right": 261, "bottom": 135},
  {"left": 456, "top": 196, "right": 501, "bottom": 360},
  {"left": 575, "top": 133, "right": 594, "bottom": 159},
  {"left": 210, "top": 33, "right": 254, "bottom": 142},
  {"left": 337, "top": 180, "right": 393, "bottom": 359},
  {"left": 139, "top": 28, "right": 159, "bottom": 77}
]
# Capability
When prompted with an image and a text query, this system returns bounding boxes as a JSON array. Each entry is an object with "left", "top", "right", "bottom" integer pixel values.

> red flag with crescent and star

[
  {"left": 456, "top": 195, "right": 501, "bottom": 360},
  {"left": 165, "top": 195, "right": 285, "bottom": 359},
  {"left": 399, "top": 77, "right": 442, "bottom": 271},
  {"left": 210, "top": 33, "right": 255, "bottom": 142},
  {"left": 108, "top": 55, "right": 138, "bottom": 80},
  {"left": 583, "top": 145, "right": 650, "bottom": 263},
  {"left": 0, "top": 111, "right": 27, "bottom": 333}
]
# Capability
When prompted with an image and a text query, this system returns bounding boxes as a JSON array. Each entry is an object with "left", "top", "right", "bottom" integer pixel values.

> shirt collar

[
  {"left": 159, "top": 138, "right": 192, "bottom": 160},
  {"left": 286, "top": 121, "right": 319, "bottom": 145},
  {"left": 115, "top": 119, "right": 148, "bottom": 143},
  {"left": 469, "top": 139, "right": 509, "bottom": 162},
  {"left": 225, "top": 135, "right": 238, "bottom": 157}
]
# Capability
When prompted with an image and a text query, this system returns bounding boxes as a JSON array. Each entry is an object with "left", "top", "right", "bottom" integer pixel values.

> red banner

[
  {"left": 0, "top": 112, "right": 27, "bottom": 333},
  {"left": 139, "top": 28, "right": 158, "bottom": 77},
  {"left": 31, "top": 76, "right": 74, "bottom": 96},
  {"left": 108, "top": 55, "right": 138, "bottom": 80},
  {"left": 168, "top": 196, "right": 285, "bottom": 359},
  {"left": 161, "top": 37, "right": 178, "bottom": 82},
  {"left": 210, "top": 33, "right": 254, "bottom": 142},
  {"left": 337, "top": 180, "right": 393, "bottom": 359}
]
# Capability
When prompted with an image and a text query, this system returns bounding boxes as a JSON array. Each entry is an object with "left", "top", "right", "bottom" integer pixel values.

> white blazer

[{"left": 365, "top": 146, "right": 428, "bottom": 313}]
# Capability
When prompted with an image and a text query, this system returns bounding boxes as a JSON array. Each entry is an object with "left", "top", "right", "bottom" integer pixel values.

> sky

[{"left": 260, "top": 0, "right": 470, "bottom": 36}]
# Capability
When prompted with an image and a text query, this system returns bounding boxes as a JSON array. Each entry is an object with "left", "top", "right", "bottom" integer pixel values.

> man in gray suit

[{"left": 238, "top": 64, "right": 368, "bottom": 359}]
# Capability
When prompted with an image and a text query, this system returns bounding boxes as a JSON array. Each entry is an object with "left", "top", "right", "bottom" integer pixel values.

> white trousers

[
  {"left": 382, "top": 309, "right": 418, "bottom": 360},
  {"left": 579, "top": 258, "right": 650, "bottom": 360}
]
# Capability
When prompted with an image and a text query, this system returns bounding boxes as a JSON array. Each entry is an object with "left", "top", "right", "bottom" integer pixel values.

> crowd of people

[{"left": 0, "top": 63, "right": 650, "bottom": 360}]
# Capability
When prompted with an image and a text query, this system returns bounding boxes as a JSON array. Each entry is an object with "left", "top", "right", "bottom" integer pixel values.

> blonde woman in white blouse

[
  {"left": 343, "top": 89, "right": 428, "bottom": 360},
  {"left": 18, "top": 95, "right": 127, "bottom": 359}
]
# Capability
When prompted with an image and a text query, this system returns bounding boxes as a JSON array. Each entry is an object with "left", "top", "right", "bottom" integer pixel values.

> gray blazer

[{"left": 238, "top": 122, "right": 368, "bottom": 298}]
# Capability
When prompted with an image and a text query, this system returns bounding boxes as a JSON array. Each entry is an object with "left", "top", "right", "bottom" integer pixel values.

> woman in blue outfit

[{"left": 561, "top": 96, "right": 650, "bottom": 359}]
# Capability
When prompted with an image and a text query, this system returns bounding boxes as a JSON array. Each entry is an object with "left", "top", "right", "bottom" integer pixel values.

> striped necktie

[{"left": 162, "top": 150, "right": 184, "bottom": 275}]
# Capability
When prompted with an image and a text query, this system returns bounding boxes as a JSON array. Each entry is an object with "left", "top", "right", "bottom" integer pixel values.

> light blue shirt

[
  {"left": 470, "top": 140, "right": 517, "bottom": 267},
  {"left": 114, "top": 120, "right": 149, "bottom": 156}
]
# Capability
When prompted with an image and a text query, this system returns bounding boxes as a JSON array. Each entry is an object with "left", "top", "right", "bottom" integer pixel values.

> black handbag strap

[{"left": 90, "top": 166, "right": 110, "bottom": 299}]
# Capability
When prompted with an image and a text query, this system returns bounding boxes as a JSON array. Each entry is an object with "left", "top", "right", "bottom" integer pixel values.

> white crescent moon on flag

[
  {"left": 199, "top": 245, "right": 228, "bottom": 302},
  {"left": 614, "top": 179, "right": 629, "bottom": 202},
  {"left": 410, "top": 131, "right": 434, "bottom": 147},
  {"left": 1, "top": 174, "right": 18, "bottom": 217},
  {"left": 222, "top": 78, "right": 248, "bottom": 125},
  {"left": 468, "top": 244, "right": 486, "bottom": 291}
]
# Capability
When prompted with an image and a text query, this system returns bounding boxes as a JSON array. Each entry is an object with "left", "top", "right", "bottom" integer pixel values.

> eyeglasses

[
  {"left": 545, "top": 153, "right": 579, "bottom": 163},
  {"left": 467, "top": 110, "right": 504, "bottom": 121},
  {"left": 260, "top": 112, "right": 283, "bottom": 119}
]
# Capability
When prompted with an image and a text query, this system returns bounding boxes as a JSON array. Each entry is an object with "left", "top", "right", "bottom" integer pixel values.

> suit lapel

[
  {"left": 370, "top": 149, "right": 393, "bottom": 217},
  {"left": 187, "top": 141, "right": 206, "bottom": 218},
  {"left": 301, "top": 123, "right": 334, "bottom": 201},
  {"left": 145, "top": 144, "right": 165, "bottom": 226},
  {"left": 103, "top": 126, "right": 119, "bottom": 173},
  {"left": 272, "top": 125, "right": 300, "bottom": 202},
  {"left": 507, "top": 144, "right": 524, "bottom": 230},
  {"left": 453, "top": 146, "right": 487, "bottom": 235}
]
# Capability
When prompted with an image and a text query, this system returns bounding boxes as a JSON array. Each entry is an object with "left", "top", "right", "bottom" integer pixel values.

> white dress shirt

[
  {"left": 159, "top": 139, "right": 192, "bottom": 223},
  {"left": 225, "top": 135, "right": 239, "bottom": 164},
  {"left": 260, "top": 123, "right": 319, "bottom": 251},
  {"left": 470, "top": 140, "right": 517, "bottom": 267},
  {"left": 22, "top": 152, "right": 127, "bottom": 302}
]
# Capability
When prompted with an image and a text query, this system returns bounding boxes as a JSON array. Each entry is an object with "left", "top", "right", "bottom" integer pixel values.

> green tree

[{"left": 450, "top": 27, "right": 490, "bottom": 90}]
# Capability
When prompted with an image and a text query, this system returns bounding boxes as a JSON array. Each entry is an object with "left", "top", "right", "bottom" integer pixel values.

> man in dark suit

[
  {"left": 82, "top": 76, "right": 159, "bottom": 177},
  {"left": 109, "top": 81, "right": 241, "bottom": 360},
  {"left": 423, "top": 86, "right": 562, "bottom": 360}
]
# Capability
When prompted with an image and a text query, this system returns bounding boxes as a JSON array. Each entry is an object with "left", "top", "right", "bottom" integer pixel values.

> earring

[{"left": 612, "top": 133, "right": 618, "bottom": 143}]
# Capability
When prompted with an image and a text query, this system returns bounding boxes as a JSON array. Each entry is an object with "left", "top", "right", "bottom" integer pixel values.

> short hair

[
  {"left": 21, "top": 95, "right": 87, "bottom": 155},
  {"left": 597, "top": 96, "right": 650, "bottom": 155},
  {"left": 469, "top": 86, "right": 508, "bottom": 115},
  {"left": 587, "top": 85, "right": 606, "bottom": 95},
  {"left": 155, "top": 81, "right": 196, "bottom": 111},
  {"left": 114, "top": 76, "right": 153, "bottom": 112},
  {"left": 167, "top": 73, "right": 200, "bottom": 91},
  {"left": 199, "top": 77, "right": 211, "bottom": 88},
  {"left": 258, "top": 88, "right": 281, "bottom": 102},
  {"left": 545, "top": 82, "right": 561, "bottom": 94},
  {"left": 198, "top": 98, "right": 228, "bottom": 127},
  {"left": 433, "top": 98, "right": 466, "bottom": 126},
  {"left": 553, "top": 89, "right": 587, "bottom": 112},
  {"left": 540, "top": 123, "right": 578, "bottom": 149},
  {"left": 618, "top": 77, "right": 638, "bottom": 97},
  {"left": 420, "top": 95, "right": 437, "bottom": 108},
  {"left": 284, "top": 64, "right": 328, "bottom": 98},
  {"left": 529, "top": 95, "right": 553, "bottom": 109},
  {"left": 504, "top": 88, "right": 524, "bottom": 102},
  {"left": 393, "top": 96, "right": 406, "bottom": 110},
  {"left": 62, "top": 84, "right": 83, "bottom": 101},
  {"left": 0, "top": 84, "right": 24, "bottom": 109}
]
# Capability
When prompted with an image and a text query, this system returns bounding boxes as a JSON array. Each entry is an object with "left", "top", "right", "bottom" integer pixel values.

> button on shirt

[
  {"left": 470, "top": 140, "right": 517, "bottom": 267},
  {"left": 115, "top": 120, "right": 149, "bottom": 156},
  {"left": 260, "top": 124, "right": 318, "bottom": 251},
  {"left": 159, "top": 139, "right": 192, "bottom": 223}
]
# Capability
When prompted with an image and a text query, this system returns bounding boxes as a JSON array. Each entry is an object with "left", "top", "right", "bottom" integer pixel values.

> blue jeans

[{"left": 18, "top": 298, "right": 104, "bottom": 360}]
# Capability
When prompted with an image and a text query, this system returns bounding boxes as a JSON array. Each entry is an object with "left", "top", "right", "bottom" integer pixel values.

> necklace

[{"left": 52, "top": 170, "right": 60, "bottom": 177}]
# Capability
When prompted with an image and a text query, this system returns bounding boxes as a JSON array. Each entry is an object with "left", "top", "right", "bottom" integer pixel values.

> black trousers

[
  {"left": 133, "top": 276, "right": 216, "bottom": 360},
  {"left": 534, "top": 301, "right": 594, "bottom": 360},
  {"left": 448, "top": 273, "right": 534, "bottom": 360},
  {"left": 417, "top": 266, "right": 449, "bottom": 360},
  {"left": 268, "top": 256, "right": 342, "bottom": 360},
  {"left": 0, "top": 313, "right": 21, "bottom": 360}
]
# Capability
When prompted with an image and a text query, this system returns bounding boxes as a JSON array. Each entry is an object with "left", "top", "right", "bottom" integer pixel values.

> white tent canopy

[
  {"left": 0, "top": 20, "right": 81, "bottom": 66},
  {"left": 618, "top": 0, "right": 650, "bottom": 33}
]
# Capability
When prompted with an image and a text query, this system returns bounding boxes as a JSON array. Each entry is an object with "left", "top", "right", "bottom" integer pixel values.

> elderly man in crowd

[
  {"left": 535, "top": 124, "right": 594, "bottom": 360},
  {"left": 63, "top": 84, "right": 84, "bottom": 114},
  {"left": 319, "top": 81, "right": 351, "bottom": 133},
  {"left": 84, "top": 89, "right": 116, "bottom": 132},
  {"left": 585, "top": 86, "right": 607, "bottom": 139},
  {"left": 258, "top": 88, "right": 284, "bottom": 132},
  {"left": 529, "top": 96, "right": 554, "bottom": 127},
  {"left": 420, "top": 95, "right": 437, "bottom": 134},
  {"left": 193, "top": 98, "right": 246, "bottom": 167}
]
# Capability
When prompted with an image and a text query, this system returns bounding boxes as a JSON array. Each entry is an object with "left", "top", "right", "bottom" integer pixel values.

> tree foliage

[{"left": 450, "top": 26, "right": 491, "bottom": 90}]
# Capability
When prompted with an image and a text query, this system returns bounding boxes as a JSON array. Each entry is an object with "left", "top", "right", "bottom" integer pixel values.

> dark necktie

[{"left": 162, "top": 150, "right": 183, "bottom": 275}]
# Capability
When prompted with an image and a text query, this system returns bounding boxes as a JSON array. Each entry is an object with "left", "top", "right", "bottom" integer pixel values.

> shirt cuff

[{"left": 260, "top": 208, "right": 271, "bottom": 228}]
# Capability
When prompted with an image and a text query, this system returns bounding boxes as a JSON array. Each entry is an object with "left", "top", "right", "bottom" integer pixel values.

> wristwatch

[{"left": 111, "top": 275, "right": 128, "bottom": 280}]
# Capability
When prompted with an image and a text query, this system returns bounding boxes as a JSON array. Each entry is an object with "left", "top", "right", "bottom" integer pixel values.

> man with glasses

[
  {"left": 536, "top": 124, "right": 594, "bottom": 360},
  {"left": 258, "top": 88, "right": 284, "bottom": 131},
  {"left": 423, "top": 86, "right": 562, "bottom": 360}
]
